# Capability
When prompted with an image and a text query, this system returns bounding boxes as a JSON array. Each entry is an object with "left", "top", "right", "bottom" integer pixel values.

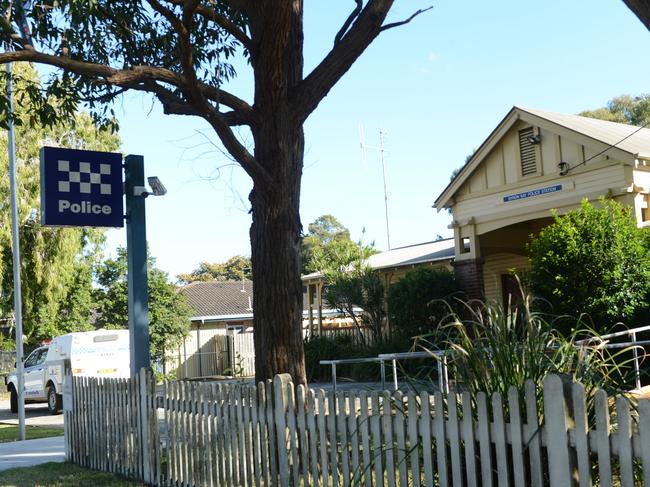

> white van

[{"left": 4, "top": 329, "right": 130, "bottom": 414}]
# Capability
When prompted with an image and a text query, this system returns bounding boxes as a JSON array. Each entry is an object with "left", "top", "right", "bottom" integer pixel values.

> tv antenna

[{"left": 360, "top": 124, "right": 391, "bottom": 250}]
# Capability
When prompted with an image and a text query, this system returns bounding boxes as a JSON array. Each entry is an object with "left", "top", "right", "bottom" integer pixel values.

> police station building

[{"left": 434, "top": 106, "right": 650, "bottom": 304}]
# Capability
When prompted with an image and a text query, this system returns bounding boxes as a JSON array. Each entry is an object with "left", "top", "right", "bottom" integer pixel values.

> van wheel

[
  {"left": 47, "top": 386, "right": 62, "bottom": 415},
  {"left": 9, "top": 388, "right": 17, "bottom": 414}
]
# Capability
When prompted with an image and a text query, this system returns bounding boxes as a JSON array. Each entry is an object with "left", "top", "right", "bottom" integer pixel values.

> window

[
  {"left": 518, "top": 127, "right": 538, "bottom": 177},
  {"left": 24, "top": 347, "right": 47, "bottom": 368}
]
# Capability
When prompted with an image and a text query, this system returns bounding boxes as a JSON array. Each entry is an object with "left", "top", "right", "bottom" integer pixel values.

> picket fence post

[
  {"left": 543, "top": 374, "right": 572, "bottom": 487},
  {"left": 273, "top": 374, "right": 292, "bottom": 487}
]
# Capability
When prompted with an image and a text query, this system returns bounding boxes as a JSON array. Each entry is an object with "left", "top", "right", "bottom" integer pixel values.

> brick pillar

[{"left": 452, "top": 258, "right": 485, "bottom": 301}]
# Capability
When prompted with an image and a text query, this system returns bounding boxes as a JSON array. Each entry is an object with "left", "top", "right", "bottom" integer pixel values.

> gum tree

[{"left": 0, "top": 1, "right": 429, "bottom": 384}]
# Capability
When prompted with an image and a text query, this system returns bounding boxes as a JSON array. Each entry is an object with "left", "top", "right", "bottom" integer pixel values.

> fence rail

[{"left": 65, "top": 370, "right": 650, "bottom": 486}]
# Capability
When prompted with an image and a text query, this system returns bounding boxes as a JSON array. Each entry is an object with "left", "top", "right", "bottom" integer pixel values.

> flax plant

[{"left": 417, "top": 292, "right": 638, "bottom": 406}]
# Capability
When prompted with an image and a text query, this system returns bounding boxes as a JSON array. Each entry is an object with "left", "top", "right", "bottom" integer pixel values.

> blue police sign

[{"left": 40, "top": 147, "right": 124, "bottom": 227}]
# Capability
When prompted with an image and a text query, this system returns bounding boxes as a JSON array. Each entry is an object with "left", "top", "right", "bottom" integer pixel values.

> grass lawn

[
  {"left": 0, "top": 462, "right": 145, "bottom": 486},
  {"left": 0, "top": 424, "right": 63, "bottom": 443}
]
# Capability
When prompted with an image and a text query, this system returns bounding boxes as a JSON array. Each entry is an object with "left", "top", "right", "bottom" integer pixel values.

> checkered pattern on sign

[{"left": 57, "top": 159, "right": 113, "bottom": 195}]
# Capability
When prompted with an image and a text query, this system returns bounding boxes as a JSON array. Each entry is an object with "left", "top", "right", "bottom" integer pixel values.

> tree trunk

[
  {"left": 248, "top": 2, "right": 307, "bottom": 385},
  {"left": 249, "top": 132, "right": 306, "bottom": 385}
]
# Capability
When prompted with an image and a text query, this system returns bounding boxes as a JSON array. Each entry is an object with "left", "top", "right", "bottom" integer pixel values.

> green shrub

[
  {"left": 387, "top": 267, "right": 460, "bottom": 338},
  {"left": 528, "top": 198, "right": 650, "bottom": 334}
]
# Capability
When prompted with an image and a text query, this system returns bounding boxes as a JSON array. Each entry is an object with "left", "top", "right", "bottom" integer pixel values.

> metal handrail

[
  {"left": 575, "top": 325, "right": 650, "bottom": 391},
  {"left": 320, "top": 350, "right": 449, "bottom": 394}
]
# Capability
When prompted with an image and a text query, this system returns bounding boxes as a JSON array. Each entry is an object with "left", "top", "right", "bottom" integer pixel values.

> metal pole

[
  {"left": 632, "top": 331, "right": 641, "bottom": 390},
  {"left": 124, "top": 155, "right": 150, "bottom": 376},
  {"left": 392, "top": 358, "right": 398, "bottom": 391},
  {"left": 379, "top": 130, "right": 391, "bottom": 250},
  {"left": 380, "top": 359, "right": 386, "bottom": 391},
  {"left": 331, "top": 363, "right": 337, "bottom": 394},
  {"left": 6, "top": 61, "right": 26, "bottom": 440}
]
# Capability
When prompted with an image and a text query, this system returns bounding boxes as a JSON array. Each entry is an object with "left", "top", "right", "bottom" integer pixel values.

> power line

[{"left": 561, "top": 119, "right": 650, "bottom": 175}]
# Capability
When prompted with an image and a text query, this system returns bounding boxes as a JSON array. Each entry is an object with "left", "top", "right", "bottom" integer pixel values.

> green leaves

[
  {"left": 0, "top": 0, "right": 248, "bottom": 129},
  {"left": 177, "top": 255, "right": 251, "bottom": 283},
  {"left": 94, "top": 247, "right": 191, "bottom": 363},
  {"left": 528, "top": 198, "right": 650, "bottom": 333},
  {"left": 387, "top": 267, "right": 460, "bottom": 338},
  {"left": 580, "top": 93, "right": 650, "bottom": 127},
  {"left": 0, "top": 63, "right": 119, "bottom": 342}
]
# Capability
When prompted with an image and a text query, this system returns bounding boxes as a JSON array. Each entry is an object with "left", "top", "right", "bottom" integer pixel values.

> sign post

[
  {"left": 40, "top": 147, "right": 152, "bottom": 377},
  {"left": 124, "top": 155, "right": 151, "bottom": 375}
]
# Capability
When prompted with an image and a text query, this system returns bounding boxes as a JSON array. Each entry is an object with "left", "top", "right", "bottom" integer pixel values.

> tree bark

[
  {"left": 622, "top": 0, "right": 650, "bottom": 30},
  {"left": 248, "top": 1, "right": 308, "bottom": 385}
]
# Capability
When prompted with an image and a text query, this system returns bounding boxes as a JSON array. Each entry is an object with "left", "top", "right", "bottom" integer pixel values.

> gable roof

[
  {"left": 180, "top": 281, "right": 253, "bottom": 319},
  {"left": 301, "top": 238, "right": 455, "bottom": 281},
  {"left": 434, "top": 106, "right": 650, "bottom": 209}
]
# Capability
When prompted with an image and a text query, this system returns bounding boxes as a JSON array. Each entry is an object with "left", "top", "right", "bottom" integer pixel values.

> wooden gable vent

[{"left": 518, "top": 127, "right": 538, "bottom": 176}]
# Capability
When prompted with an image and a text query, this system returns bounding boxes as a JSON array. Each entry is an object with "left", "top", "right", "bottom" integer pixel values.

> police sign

[{"left": 40, "top": 147, "right": 124, "bottom": 227}]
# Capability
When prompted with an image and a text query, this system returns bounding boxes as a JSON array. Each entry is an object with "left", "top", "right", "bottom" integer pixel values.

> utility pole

[{"left": 6, "top": 61, "right": 26, "bottom": 440}]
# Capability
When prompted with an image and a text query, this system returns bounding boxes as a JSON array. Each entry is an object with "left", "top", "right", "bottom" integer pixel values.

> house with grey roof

[
  {"left": 434, "top": 106, "right": 650, "bottom": 303},
  {"left": 302, "top": 238, "right": 456, "bottom": 336}
]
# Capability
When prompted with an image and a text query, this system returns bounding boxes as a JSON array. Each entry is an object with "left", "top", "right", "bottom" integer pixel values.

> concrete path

[{"left": 0, "top": 435, "right": 65, "bottom": 471}]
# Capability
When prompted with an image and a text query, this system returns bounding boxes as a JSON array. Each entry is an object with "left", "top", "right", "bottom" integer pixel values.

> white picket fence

[{"left": 65, "top": 370, "right": 650, "bottom": 486}]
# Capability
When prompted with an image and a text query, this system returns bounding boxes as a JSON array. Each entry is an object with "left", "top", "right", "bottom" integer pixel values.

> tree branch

[
  {"left": 380, "top": 6, "right": 433, "bottom": 31},
  {"left": 202, "top": 107, "right": 272, "bottom": 187},
  {"left": 164, "top": 0, "right": 253, "bottom": 51},
  {"left": 621, "top": 0, "right": 650, "bottom": 30},
  {"left": 334, "top": 0, "right": 362, "bottom": 45},
  {"left": 0, "top": 48, "right": 255, "bottom": 123},
  {"left": 292, "top": 0, "right": 395, "bottom": 123}
]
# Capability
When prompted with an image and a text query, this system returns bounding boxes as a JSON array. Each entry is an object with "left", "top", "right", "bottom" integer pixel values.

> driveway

[{"left": 0, "top": 400, "right": 64, "bottom": 429}]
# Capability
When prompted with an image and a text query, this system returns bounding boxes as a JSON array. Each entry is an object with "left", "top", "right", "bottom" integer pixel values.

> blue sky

[{"left": 105, "top": 0, "right": 650, "bottom": 279}]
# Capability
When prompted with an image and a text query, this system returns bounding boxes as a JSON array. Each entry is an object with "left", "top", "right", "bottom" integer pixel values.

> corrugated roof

[
  {"left": 519, "top": 107, "right": 650, "bottom": 155},
  {"left": 180, "top": 281, "right": 253, "bottom": 318},
  {"left": 302, "top": 239, "right": 455, "bottom": 280},
  {"left": 366, "top": 239, "right": 455, "bottom": 269}
]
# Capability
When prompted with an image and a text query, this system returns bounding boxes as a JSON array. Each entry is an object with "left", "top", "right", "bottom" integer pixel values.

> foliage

[
  {"left": 387, "top": 267, "right": 459, "bottom": 338},
  {"left": 580, "top": 94, "right": 650, "bottom": 127},
  {"left": 177, "top": 255, "right": 251, "bottom": 283},
  {"left": 0, "top": 63, "right": 119, "bottom": 343},
  {"left": 527, "top": 199, "right": 650, "bottom": 334},
  {"left": 302, "top": 215, "right": 353, "bottom": 274},
  {"left": 418, "top": 294, "right": 635, "bottom": 409},
  {"left": 319, "top": 239, "right": 384, "bottom": 344},
  {"left": 94, "top": 247, "right": 191, "bottom": 363}
]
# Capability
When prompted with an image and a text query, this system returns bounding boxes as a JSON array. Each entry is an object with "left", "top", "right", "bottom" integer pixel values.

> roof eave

[{"left": 434, "top": 106, "right": 520, "bottom": 210}]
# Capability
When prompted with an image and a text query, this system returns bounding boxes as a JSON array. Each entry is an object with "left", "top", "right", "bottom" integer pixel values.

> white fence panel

[{"left": 65, "top": 371, "right": 650, "bottom": 486}]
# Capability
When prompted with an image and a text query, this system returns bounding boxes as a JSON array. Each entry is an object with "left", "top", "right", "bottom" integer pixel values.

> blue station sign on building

[{"left": 40, "top": 147, "right": 124, "bottom": 227}]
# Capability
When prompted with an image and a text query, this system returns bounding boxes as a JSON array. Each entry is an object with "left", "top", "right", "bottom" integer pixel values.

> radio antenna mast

[{"left": 360, "top": 127, "right": 391, "bottom": 250}]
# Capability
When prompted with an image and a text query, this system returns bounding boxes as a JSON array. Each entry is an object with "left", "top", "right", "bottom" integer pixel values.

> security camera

[{"left": 147, "top": 177, "right": 167, "bottom": 196}]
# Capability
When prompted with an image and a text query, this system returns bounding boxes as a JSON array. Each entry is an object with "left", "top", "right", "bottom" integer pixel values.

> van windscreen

[{"left": 93, "top": 334, "right": 119, "bottom": 343}]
